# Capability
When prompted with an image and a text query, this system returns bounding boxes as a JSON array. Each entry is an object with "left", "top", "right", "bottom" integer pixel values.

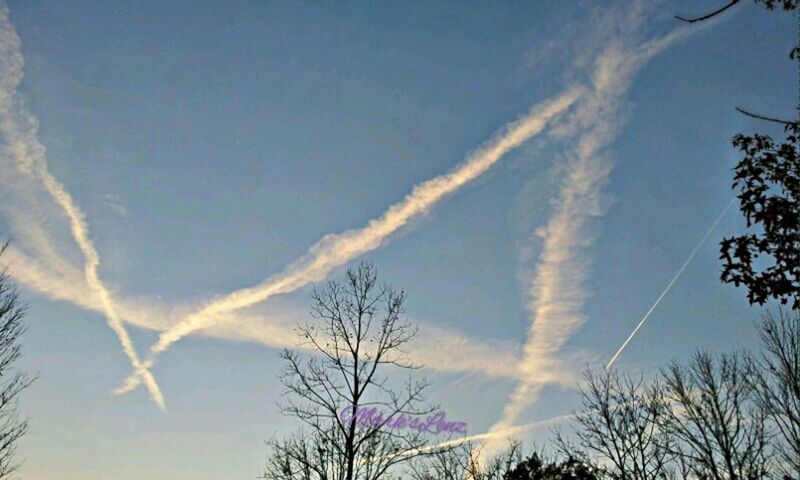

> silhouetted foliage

[
  {"left": 0, "top": 242, "right": 32, "bottom": 479},
  {"left": 410, "top": 442, "right": 600, "bottom": 480},
  {"left": 408, "top": 441, "right": 522, "bottom": 480},
  {"left": 504, "top": 452, "right": 600, "bottom": 480},
  {"left": 672, "top": 0, "right": 799, "bottom": 310},
  {"left": 474, "top": 442, "right": 528, "bottom": 480},
  {"left": 720, "top": 122, "right": 800, "bottom": 309}
]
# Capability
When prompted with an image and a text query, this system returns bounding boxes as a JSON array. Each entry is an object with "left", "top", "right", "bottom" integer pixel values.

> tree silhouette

[
  {"left": 0, "top": 242, "right": 32, "bottom": 479},
  {"left": 752, "top": 308, "right": 800, "bottom": 479},
  {"left": 720, "top": 122, "right": 800, "bottom": 309},
  {"left": 264, "top": 261, "right": 447, "bottom": 480},
  {"left": 672, "top": 0, "right": 799, "bottom": 309},
  {"left": 504, "top": 452, "right": 600, "bottom": 480},
  {"left": 555, "top": 369, "right": 673, "bottom": 480},
  {"left": 660, "top": 352, "right": 771, "bottom": 480},
  {"left": 409, "top": 442, "right": 601, "bottom": 480}
]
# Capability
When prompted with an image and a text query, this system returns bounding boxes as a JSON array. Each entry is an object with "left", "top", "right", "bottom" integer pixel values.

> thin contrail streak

[
  {"left": 403, "top": 395, "right": 683, "bottom": 462},
  {"left": 380, "top": 411, "right": 576, "bottom": 462},
  {"left": 115, "top": 87, "right": 584, "bottom": 395},
  {"left": 33, "top": 169, "right": 167, "bottom": 410},
  {"left": 605, "top": 198, "right": 735, "bottom": 370},
  {"left": 0, "top": 6, "right": 166, "bottom": 409}
]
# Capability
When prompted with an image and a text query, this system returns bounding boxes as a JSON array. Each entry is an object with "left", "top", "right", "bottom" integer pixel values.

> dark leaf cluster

[
  {"left": 720, "top": 123, "right": 800, "bottom": 308},
  {"left": 504, "top": 453, "right": 600, "bottom": 480}
]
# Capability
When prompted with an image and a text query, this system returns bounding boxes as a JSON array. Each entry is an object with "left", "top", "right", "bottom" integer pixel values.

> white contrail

[
  {"left": 115, "top": 86, "right": 584, "bottom": 395},
  {"left": 380, "top": 411, "right": 577, "bottom": 462},
  {"left": 4, "top": 244, "right": 525, "bottom": 381},
  {"left": 487, "top": 7, "right": 700, "bottom": 447},
  {"left": 605, "top": 199, "right": 735, "bottom": 369},
  {"left": 0, "top": 6, "right": 166, "bottom": 409}
]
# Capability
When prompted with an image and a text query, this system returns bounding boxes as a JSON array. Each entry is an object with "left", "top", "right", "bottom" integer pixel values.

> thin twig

[
  {"left": 675, "top": 0, "right": 740, "bottom": 23},
  {"left": 735, "top": 107, "right": 799, "bottom": 126}
]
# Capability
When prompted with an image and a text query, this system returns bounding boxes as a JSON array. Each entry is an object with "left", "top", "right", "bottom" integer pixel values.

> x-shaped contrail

[{"left": 0, "top": 5, "right": 166, "bottom": 409}]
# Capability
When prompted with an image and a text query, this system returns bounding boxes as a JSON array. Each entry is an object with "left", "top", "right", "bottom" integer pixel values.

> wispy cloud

[
  {"left": 0, "top": 1, "right": 713, "bottom": 420},
  {"left": 0, "top": 6, "right": 165, "bottom": 409},
  {"left": 103, "top": 194, "right": 128, "bottom": 217},
  {"left": 116, "top": 87, "right": 583, "bottom": 395},
  {"left": 487, "top": 3, "right": 700, "bottom": 445},
  {"left": 3, "top": 245, "right": 525, "bottom": 382}
]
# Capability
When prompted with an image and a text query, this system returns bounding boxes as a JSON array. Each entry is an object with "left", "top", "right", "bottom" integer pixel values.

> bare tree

[
  {"left": 263, "top": 425, "right": 347, "bottom": 480},
  {"left": 659, "top": 351, "right": 771, "bottom": 480},
  {"left": 752, "top": 308, "right": 800, "bottom": 478},
  {"left": 556, "top": 368, "right": 673, "bottom": 480},
  {"left": 264, "top": 423, "right": 411, "bottom": 480},
  {"left": 477, "top": 441, "right": 526, "bottom": 480},
  {"left": 0, "top": 242, "right": 32, "bottom": 479},
  {"left": 408, "top": 441, "right": 562, "bottom": 480},
  {"left": 264, "top": 261, "right": 447, "bottom": 480},
  {"left": 407, "top": 442, "right": 480, "bottom": 480}
]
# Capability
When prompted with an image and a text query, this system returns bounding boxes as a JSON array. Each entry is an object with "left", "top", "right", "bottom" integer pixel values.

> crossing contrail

[
  {"left": 0, "top": 5, "right": 166, "bottom": 409},
  {"left": 112, "top": 87, "right": 584, "bottom": 395},
  {"left": 605, "top": 198, "right": 735, "bottom": 369},
  {"left": 486, "top": 9, "right": 701, "bottom": 447}
]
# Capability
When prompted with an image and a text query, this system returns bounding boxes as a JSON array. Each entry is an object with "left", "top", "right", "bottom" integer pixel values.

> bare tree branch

[
  {"left": 556, "top": 368, "right": 673, "bottom": 480},
  {"left": 735, "top": 107, "right": 799, "bottom": 127},
  {"left": 675, "top": 0, "right": 741, "bottom": 23},
  {"left": 0, "top": 241, "right": 32, "bottom": 479},
  {"left": 659, "top": 351, "right": 771, "bottom": 480},
  {"left": 752, "top": 308, "right": 800, "bottom": 479}
]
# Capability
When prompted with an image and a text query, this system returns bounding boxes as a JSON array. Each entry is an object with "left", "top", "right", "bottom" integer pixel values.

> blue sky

[{"left": 0, "top": 1, "right": 796, "bottom": 479}]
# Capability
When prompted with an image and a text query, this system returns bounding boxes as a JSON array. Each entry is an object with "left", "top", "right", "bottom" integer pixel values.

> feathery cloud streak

[
  {"left": 0, "top": 7, "right": 166, "bottom": 409},
  {"left": 116, "top": 86, "right": 584, "bottom": 395},
  {"left": 4, "top": 245, "right": 524, "bottom": 380},
  {"left": 489, "top": 8, "right": 699, "bottom": 440}
]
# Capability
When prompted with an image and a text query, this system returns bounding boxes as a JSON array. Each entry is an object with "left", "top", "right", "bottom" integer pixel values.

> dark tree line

[
  {"left": 548, "top": 310, "right": 798, "bottom": 480},
  {"left": 413, "top": 312, "right": 797, "bottom": 480},
  {"left": 407, "top": 441, "right": 601, "bottom": 480}
]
